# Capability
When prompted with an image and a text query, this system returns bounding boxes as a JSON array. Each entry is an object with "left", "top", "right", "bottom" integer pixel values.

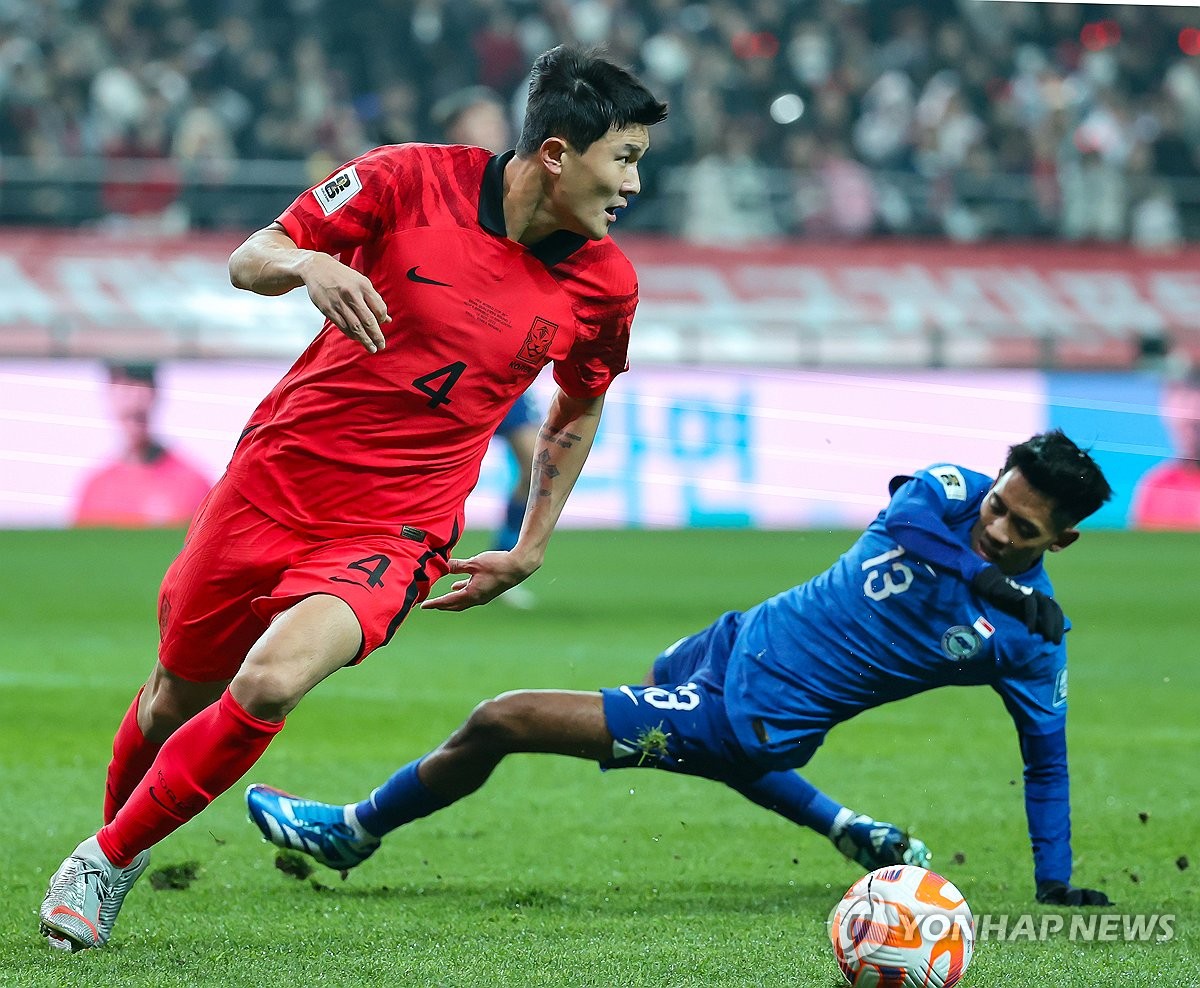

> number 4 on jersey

[
  {"left": 412, "top": 361, "right": 466, "bottom": 408},
  {"left": 330, "top": 553, "right": 391, "bottom": 589}
]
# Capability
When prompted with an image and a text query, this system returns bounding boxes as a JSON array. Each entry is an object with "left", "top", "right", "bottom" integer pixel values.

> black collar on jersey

[{"left": 479, "top": 150, "right": 588, "bottom": 267}]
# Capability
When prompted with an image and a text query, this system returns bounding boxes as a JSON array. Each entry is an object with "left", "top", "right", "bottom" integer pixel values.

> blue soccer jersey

[{"left": 722, "top": 464, "right": 1072, "bottom": 882}]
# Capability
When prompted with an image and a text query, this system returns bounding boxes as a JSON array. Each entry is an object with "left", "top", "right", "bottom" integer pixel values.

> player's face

[
  {"left": 555, "top": 124, "right": 649, "bottom": 240},
  {"left": 109, "top": 378, "right": 156, "bottom": 446},
  {"left": 971, "top": 468, "right": 1075, "bottom": 575}
]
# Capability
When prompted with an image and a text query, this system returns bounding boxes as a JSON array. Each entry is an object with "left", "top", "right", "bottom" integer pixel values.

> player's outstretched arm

[
  {"left": 423, "top": 390, "right": 604, "bottom": 611},
  {"left": 229, "top": 223, "right": 390, "bottom": 353},
  {"left": 1015, "top": 726, "right": 1111, "bottom": 905}
]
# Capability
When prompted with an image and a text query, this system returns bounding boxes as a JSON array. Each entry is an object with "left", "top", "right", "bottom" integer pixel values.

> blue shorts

[
  {"left": 601, "top": 611, "right": 759, "bottom": 782},
  {"left": 496, "top": 393, "right": 539, "bottom": 438}
]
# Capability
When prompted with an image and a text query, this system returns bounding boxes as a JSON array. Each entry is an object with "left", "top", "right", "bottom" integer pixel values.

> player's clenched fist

[{"left": 970, "top": 565, "right": 1065, "bottom": 644}]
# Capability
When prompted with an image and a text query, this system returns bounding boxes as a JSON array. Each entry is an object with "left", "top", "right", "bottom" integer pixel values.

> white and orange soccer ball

[{"left": 828, "top": 865, "right": 975, "bottom": 988}]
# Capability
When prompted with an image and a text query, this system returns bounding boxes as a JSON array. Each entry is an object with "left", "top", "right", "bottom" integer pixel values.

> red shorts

[{"left": 157, "top": 477, "right": 457, "bottom": 682}]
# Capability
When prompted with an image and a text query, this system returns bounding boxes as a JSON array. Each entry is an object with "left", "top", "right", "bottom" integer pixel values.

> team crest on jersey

[
  {"left": 512, "top": 317, "right": 558, "bottom": 368},
  {"left": 930, "top": 465, "right": 967, "bottom": 501},
  {"left": 941, "top": 625, "right": 982, "bottom": 660},
  {"left": 313, "top": 165, "right": 363, "bottom": 215}
]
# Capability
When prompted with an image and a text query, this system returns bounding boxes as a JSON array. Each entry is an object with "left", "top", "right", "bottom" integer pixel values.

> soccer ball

[{"left": 828, "top": 865, "right": 975, "bottom": 988}]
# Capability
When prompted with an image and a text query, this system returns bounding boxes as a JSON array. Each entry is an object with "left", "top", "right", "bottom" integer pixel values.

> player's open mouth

[{"left": 605, "top": 200, "right": 628, "bottom": 222}]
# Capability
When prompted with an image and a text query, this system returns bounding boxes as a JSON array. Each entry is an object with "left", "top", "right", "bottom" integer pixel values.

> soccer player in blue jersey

[{"left": 248, "top": 430, "right": 1112, "bottom": 905}]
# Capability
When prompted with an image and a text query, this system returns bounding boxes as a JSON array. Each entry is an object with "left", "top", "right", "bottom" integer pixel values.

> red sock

[
  {"left": 103, "top": 688, "right": 163, "bottom": 825},
  {"left": 97, "top": 689, "right": 284, "bottom": 867}
]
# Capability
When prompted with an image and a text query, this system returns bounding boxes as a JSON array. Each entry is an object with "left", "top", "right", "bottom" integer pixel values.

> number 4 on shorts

[{"left": 330, "top": 554, "right": 391, "bottom": 588}]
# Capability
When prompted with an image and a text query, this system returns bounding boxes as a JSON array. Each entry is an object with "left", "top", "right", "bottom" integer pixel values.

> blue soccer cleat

[
  {"left": 246, "top": 784, "right": 380, "bottom": 876},
  {"left": 831, "top": 813, "right": 932, "bottom": 871}
]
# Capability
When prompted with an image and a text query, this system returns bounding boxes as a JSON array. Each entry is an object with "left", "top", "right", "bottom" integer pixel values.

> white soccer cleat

[{"left": 39, "top": 835, "right": 150, "bottom": 951}]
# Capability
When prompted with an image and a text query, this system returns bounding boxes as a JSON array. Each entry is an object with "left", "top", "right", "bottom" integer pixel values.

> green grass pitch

[{"left": 0, "top": 527, "right": 1195, "bottom": 987}]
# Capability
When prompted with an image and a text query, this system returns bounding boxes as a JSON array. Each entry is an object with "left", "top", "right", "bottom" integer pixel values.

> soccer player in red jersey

[
  {"left": 39, "top": 45, "right": 667, "bottom": 952},
  {"left": 72, "top": 363, "right": 212, "bottom": 529},
  {"left": 1130, "top": 364, "right": 1200, "bottom": 530}
]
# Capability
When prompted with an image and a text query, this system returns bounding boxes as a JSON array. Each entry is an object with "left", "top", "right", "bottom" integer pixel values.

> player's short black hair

[
  {"left": 1003, "top": 430, "right": 1113, "bottom": 529},
  {"left": 516, "top": 45, "right": 668, "bottom": 156}
]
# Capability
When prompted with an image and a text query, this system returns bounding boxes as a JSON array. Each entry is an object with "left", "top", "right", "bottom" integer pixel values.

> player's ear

[
  {"left": 1048, "top": 528, "right": 1079, "bottom": 553},
  {"left": 539, "top": 137, "right": 568, "bottom": 175}
]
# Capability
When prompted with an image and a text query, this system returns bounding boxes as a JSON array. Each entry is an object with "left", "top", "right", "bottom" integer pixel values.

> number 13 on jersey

[{"left": 861, "top": 546, "right": 914, "bottom": 600}]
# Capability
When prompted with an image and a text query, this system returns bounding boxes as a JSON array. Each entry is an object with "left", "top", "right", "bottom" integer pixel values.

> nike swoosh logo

[{"left": 407, "top": 266, "right": 452, "bottom": 287}]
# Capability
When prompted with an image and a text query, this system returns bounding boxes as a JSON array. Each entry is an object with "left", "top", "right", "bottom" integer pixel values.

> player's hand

[
  {"left": 420, "top": 551, "right": 537, "bottom": 612},
  {"left": 299, "top": 253, "right": 391, "bottom": 353},
  {"left": 970, "top": 566, "right": 1065, "bottom": 644},
  {"left": 1035, "top": 880, "right": 1112, "bottom": 907}
]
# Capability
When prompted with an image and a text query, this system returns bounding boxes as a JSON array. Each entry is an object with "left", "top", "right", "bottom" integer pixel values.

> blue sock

[
  {"left": 730, "top": 770, "right": 846, "bottom": 836},
  {"left": 494, "top": 496, "right": 525, "bottom": 552},
  {"left": 353, "top": 758, "right": 452, "bottom": 838}
]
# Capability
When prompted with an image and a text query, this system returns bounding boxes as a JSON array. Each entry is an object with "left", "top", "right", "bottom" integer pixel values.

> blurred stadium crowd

[{"left": 1, "top": 0, "right": 1199, "bottom": 242}]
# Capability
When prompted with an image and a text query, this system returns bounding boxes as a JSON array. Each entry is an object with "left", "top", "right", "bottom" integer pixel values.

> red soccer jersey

[
  {"left": 228, "top": 144, "right": 638, "bottom": 541},
  {"left": 1130, "top": 461, "right": 1200, "bottom": 530},
  {"left": 73, "top": 450, "right": 212, "bottom": 528}
]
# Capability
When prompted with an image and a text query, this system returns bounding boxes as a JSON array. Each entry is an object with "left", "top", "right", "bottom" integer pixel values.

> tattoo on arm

[
  {"left": 539, "top": 426, "right": 583, "bottom": 449},
  {"left": 535, "top": 419, "right": 586, "bottom": 499},
  {"left": 535, "top": 449, "right": 561, "bottom": 480}
]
